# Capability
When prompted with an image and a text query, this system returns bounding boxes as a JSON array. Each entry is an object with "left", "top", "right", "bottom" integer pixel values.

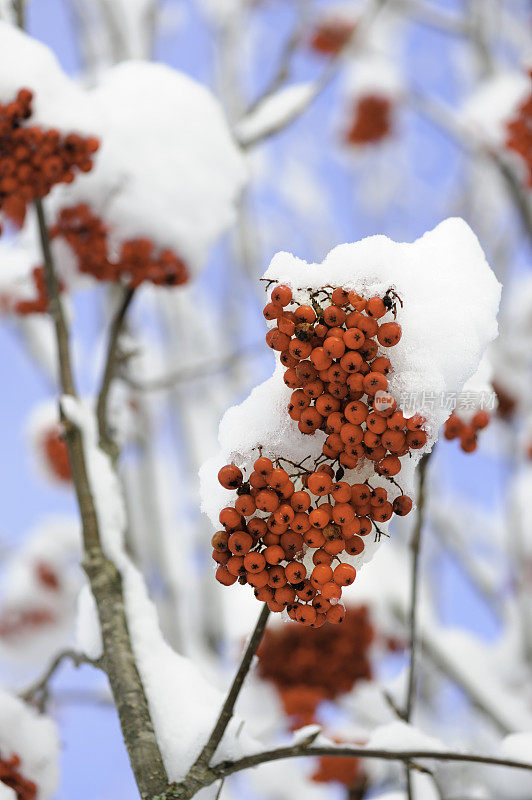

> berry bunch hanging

[
  {"left": 50, "top": 204, "right": 189, "bottom": 288},
  {"left": 309, "top": 16, "right": 357, "bottom": 56},
  {"left": 343, "top": 95, "right": 393, "bottom": 146},
  {"left": 12, "top": 266, "right": 65, "bottom": 316},
  {"left": 257, "top": 604, "right": 374, "bottom": 724},
  {"left": 443, "top": 409, "right": 490, "bottom": 453},
  {"left": 0, "top": 89, "right": 98, "bottom": 230},
  {"left": 506, "top": 70, "right": 532, "bottom": 187},
  {"left": 212, "top": 283, "right": 425, "bottom": 625}
]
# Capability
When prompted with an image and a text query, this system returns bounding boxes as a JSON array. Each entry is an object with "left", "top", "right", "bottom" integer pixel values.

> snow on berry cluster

[
  {"left": 201, "top": 219, "right": 501, "bottom": 625},
  {"left": 308, "top": 5, "right": 358, "bottom": 57},
  {"left": 51, "top": 61, "right": 247, "bottom": 286},
  {"left": 0, "top": 690, "right": 58, "bottom": 800},
  {"left": 0, "top": 22, "right": 99, "bottom": 232},
  {"left": 25, "top": 401, "right": 72, "bottom": 485},
  {"left": 340, "top": 56, "right": 403, "bottom": 149},
  {"left": 0, "top": 88, "right": 98, "bottom": 230}
]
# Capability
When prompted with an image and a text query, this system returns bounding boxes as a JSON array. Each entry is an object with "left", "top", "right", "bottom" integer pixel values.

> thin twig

[
  {"left": 212, "top": 744, "right": 532, "bottom": 780},
  {"left": 245, "top": 0, "right": 313, "bottom": 115},
  {"left": 193, "top": 603, "right": 270, "bottom": 768},
  {"left": 19, "top": 649, "right": 99, "bottom": 711},
  {"left": 239, "top": 0, "right": 389, "bottom": 148},
  {"left": 405, "top": 452, "right": 430, "bottom": 720},
  {"left": 96, "top": 285, "right": 135, "bottom": 453},
  {"left": 122, "top": 341, "right": 263, "bottom": 392}
]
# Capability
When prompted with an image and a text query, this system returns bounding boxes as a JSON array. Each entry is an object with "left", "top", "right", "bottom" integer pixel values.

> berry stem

[{"left": 96, "top": 284, "right": 136, "bottom": 456}]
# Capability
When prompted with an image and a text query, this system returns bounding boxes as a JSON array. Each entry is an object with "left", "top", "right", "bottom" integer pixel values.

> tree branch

[
  {"left": 19, "top": 649, "right": 99, "bottom": 711},
  {"left": 404, "top": 452, "right": 430, "bottom": 721},
  {"left": 212, "top": 744, "right": 532, "bottom": 780},
  {"left": 96, "top": 285, "right": 135, "bottom": 454},
  {"left": 239, "top": 0, "right": 389, "bottom": 149},
  {"left": 193, "top": 603, "right": 270, "bottom": 769},
  {"left": 35, "top": 198, "right": 169, "bottom": 800}
]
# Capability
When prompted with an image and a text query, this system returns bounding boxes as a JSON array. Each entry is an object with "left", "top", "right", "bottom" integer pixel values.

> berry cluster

[
  {"left": 506, "top": 71, "right": 532, "bottom": 187},
  {"left": 265, "top": 283, "right": 426, "bottom": 474},
  {"left": 38, "top": 424, "right": 71, "bottom": 483},
  {"left": 257, "top": 604, "right": 374, "bottom": 724},
  {"left": 443, "top": 409, "right": 490, "bottom": 453},
  {"left": 50, "top": 204, "right": 189, "bottom": 288},
  {"left": 212, "top": 283, "right": 426, "bottom": 625},
  {"left": 309, "top": 17, "right": 356, "bottom": 56},
  {"left": 0, "top": 752, "right": 37, "bottom": 800},
  {"left": 12, "top": 267, "right": 55, "bottom": 315},
  {"left": 0, "top": 89, "right": 98, "bottom": 229},
  {"left": 344, "top": 95, "right": 393, "bottom": 146}
]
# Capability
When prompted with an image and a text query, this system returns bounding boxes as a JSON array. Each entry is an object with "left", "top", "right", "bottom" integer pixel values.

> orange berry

[
  {"left": 218, "top": 464, "right": 243, "bottom": 489},
  {"left": 271, "top": 284, "right": 292, "bottom": 306},
  {"left": 377, "top": 321, "right": 402, "bottom": 347},
  {"left": 333, "top": 563, "right": 356, "bottom": 586},
  {"left": 244, "top": 552, "right": 266, "bottom": 573},
  {"left": 366, "top": 296, "right": 387, "bottom": 318}
]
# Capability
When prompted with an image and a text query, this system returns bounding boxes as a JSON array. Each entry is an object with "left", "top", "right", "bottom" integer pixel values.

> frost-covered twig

[
  {"left": 404, "top": 452, "right": 430, "bottom": 721},
  {"left": 34, "top": 197, "right": 169, "bottom": 800},
  {"left": 96, "top": 285, "right": 135, "bottom": 455},
  {"left": 19, "top": 649, "right": 99, "bottom": 711},
  {"left": 193, "top": 604, "right": 270, "bottom": 769}
]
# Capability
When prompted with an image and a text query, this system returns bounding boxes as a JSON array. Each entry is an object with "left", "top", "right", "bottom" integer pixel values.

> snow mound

[{"left": 53, "top": 60, "right": 247, "bottom": 274}]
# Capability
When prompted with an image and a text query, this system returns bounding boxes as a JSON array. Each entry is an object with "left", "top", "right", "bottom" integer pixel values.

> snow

[
  {"left": 235, "top": 83, "right": 316, "bottom": 146},
  {"left": 342, "top": 53, "right": 404, "bottom": 101},
  {"left": 200, "top": 218, "right": 500, "bottom": 571},
  {"left": 0, "top": 689, "right": 59, "bottom": 799},
  {"left": 66, "top": 396, "right": 261, "bottom": 780},
  {"left": 461, "top": 71, "right": 530, "bottom": 148},
  {"left": 365, "top": 720, "right": 444, "bottom": 753},
  {"left": 52, "top": 60, "right": 247, "bottom": 275},
  {"left": 0, "top": 21, "right": 97, "bottom": 134},
  {"left": 0, "top": 234, "right": 40, "bottom": 311}
]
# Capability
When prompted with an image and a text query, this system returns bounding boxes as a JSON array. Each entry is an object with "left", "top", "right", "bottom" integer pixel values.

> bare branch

[
  {"left": 212, "top": 744, "right": 532, "bottom": 780},
  {"left": 239, "top": 0, "right": 390, "bottom": 148},
  {"left": 194, "top": 603, "right": 270, "bottom": 768},
  {"left": 19, "top": 649, "right": 99, "bottom": 711},
  {"left": 34, "top": 197, "right": 169, "bottom": 800},
  {"left": 96, "top": 285, "right": 136, "bottom": 454}
]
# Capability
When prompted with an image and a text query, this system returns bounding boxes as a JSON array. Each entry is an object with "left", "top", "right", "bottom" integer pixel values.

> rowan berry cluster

[
  {"left": 309, "top": 17, "right": 356, "bottom": 56},
  {"left": 265, "top": 283, "right": 426, "bottom": 475},
  {"left": 0, "top": 89, "right": 98, "bottom": 230},
  {"left": 344, "top": 95, "right": 393, "bottom": 146},
  {"left": 212, "top": 283, "right": 424, "bottom": 624},
  {"left": 506, "top": 71, "right": 532, "bottom": 187},
  {"left": 38, "top": 425, "right": 71, "bottom": 483},
  {"left": 50, "top": 204, "right": 189, "bottom": 288},
  {"left": 0, "top": 752, "right": 37, "bottom": 800},
  {"left": 257, "top": 604, "right": 374, "bottom": 723},
  {"left": 443, "top": 409, "right": 490, "bottom": 453}
]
